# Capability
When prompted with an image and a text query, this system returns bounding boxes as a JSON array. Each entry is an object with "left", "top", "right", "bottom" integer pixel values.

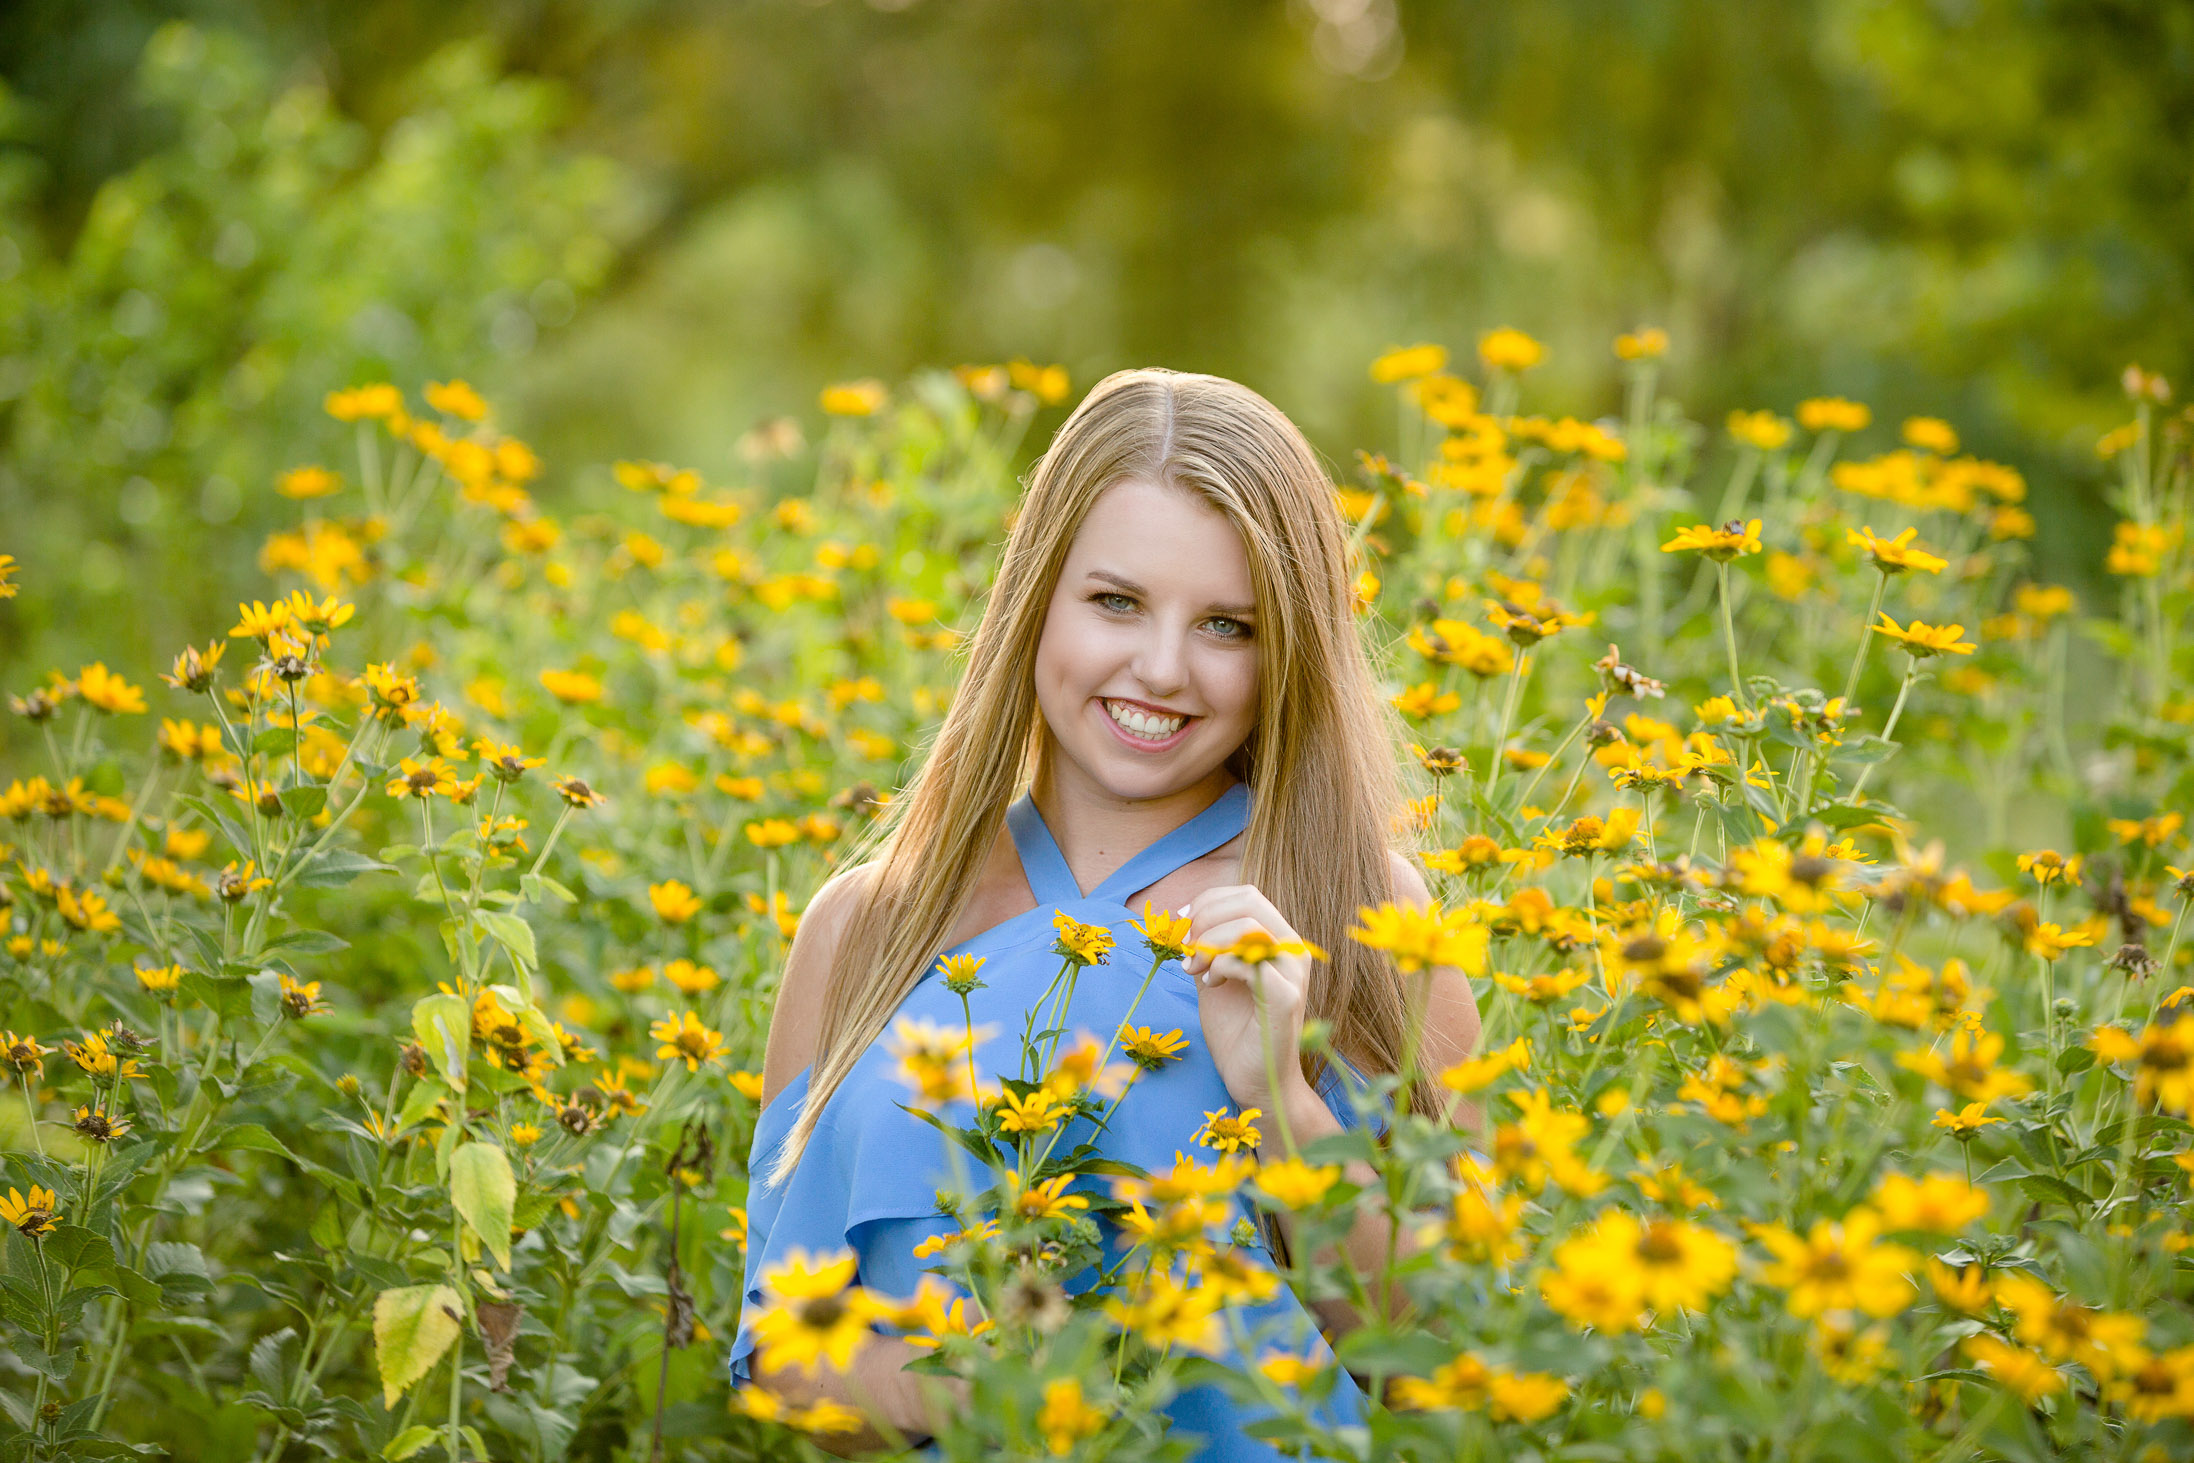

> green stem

[
  {"left": 1716, "top": 562, "right": 1748, "bottom": 711},
  {"left": 1842, "top": 572, "right": 1890, "bottom": 706},
  {"left": 1848, "top": 658, "right": 1919, "bottom": 803},
  {"left": 1484, "top": 655, "right": 1527, "bottom": 803}
]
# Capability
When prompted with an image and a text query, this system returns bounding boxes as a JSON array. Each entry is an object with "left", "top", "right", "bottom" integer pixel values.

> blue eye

[
  {"left": 1095, "top": 592, "right": 1135, "bottom": 612},
  {"left": 1209, "top": 617, "right": 1251, "bottom": 640}
]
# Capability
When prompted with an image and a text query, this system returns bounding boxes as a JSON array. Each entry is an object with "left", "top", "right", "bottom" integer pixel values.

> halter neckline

[{"left": 1005, "top": 780, "right": 1250, "bottom": 911}]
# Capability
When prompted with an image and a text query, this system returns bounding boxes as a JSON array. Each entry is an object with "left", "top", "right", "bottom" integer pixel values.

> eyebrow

[{"left": 1084, "top": 568, "right": 1256, "bottom": 619}]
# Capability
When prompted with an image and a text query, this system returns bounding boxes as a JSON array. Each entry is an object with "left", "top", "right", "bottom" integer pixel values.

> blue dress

[{"left": 728, "top": 780, "right": 1394, "bottom": 1458}]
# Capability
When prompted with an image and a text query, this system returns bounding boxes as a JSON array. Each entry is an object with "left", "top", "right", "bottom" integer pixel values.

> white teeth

[{"left": 1105, "top": 700, "right": 1186, "bottom": 741}]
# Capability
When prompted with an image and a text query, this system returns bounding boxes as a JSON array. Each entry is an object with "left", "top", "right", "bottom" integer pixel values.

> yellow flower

[
  {"left": 1130, "top": 900, "right": 1194, "bottom": 963},
  {"left": 1961, "top": 1335, "right": 2064, "bottom": 1403},
  {"left": 1797, "top": 397, "right": 1871, "bottom": 434},
  {"left": 750, "top": 1247, "right": 881, "bottom": 1375},
  {"left": 3, "top": 1032, "right": 54, "bottom": 1080},
  {"left": 1901, "top": 416, "right": 1958, "bottom": 454},
  {"left": 1847, "top": 525, "right": 1947, "bottom": 575},
  {"left": 1994, "top": 1273, "right": 2149, "bottom": 1380},
  {"left": 76, "top": 663, "right": 146, "bottom": 715},
  {"left": 1898, "top": 1026, "right": 2033, "bottom": 1103},
  {"left": 1749, "top": 1205, "right": 1918, "bottom": 1318},
  {"left": 1440, "top": 1036, "right": 1531, "bottom": 1095},
  {"left": 1253, "top": 1158, "right": 1343, "bottom": 1209},
  {"left": 1037, "top": 1378, "right": 1106, "bottom": 1455},
  {"left": 552, "top": 775, "right": 604, "bottom": 809},
  {"left": 650, "top": 1010, "right": 727, "bottom": 1072},
  {"left": 278, "top": 973, "right": 325, "bottom": 1019},
  {"left": 277, "top": 465, "right": 342, "bottom": 499},
  {"left": 1050, "top": 911, "right": 1115, "bottom": 966},
  {"left": 1370, "top": 343, "right": 1449, "bottom": 382},
  {"left": 1870, "top": 1172, "right": 1989, "bottom": 1232},
  {"left": 1, "top": 1185, "right": 59, "bottom": 1238},
  {"left": 2015, "top": 849, "right": 2084, "bottom": 888},
  {"left": 1870, "top": 613, "right": 1976, "bottom": 657},
  {"left": 424, "top": 380, "right": 488, "bottom": 421},
  {"left": 1727, "top": 410, "right": 1792, "bottom": 451},
  {"left": 819, "top": 379, "right": 888, "bottom": 416},
  {"left": 384, "top": 756, "right": 457, "bottom": 800},
  {"left": 2089, "top": 1021, "right": 2194, "bottom": 1114},
  {"left": 1660, "top": 519, "right": 1762, "bottom": 561},
  {"left": 1348, "top": 899, "right": 1488, "bottom": 975},
  {"left": 1542, "top": 1233, "right": 1647, "bottom": 1332},
  {"left": 1614, "top": 327, "right": 1668, "bottom": 360},
  {"left": 649, "top": 879, "right": 702, "bottom": 924},
  {"left": 1102, "top": 1271, "right": 1223, "bottom": 1354},
  {"left": 0, "top": 554, "right": 16, "bottom": 598},
  {"left": 538, "top": 668, "right": 603, "bottom": 704},
  {"left": 229, "top": 598, "right": 294, "bottom": 641},
  {"left": 1930, "top": 1100, "right": 2003, "bottom": 1139},
  {"left": 1119, "top": 1025, "right": 1187, "bottom": 1070},
  {"left": 2023, "top": 921, "right": 2095, "bottom": 960},
  {"left": 1564, "top": 1209, "right": 1736, "bottom": 1315},
  {"left": 663, "top": 958, "right": 719, "bottom": 995},
  {"left": 1193, "top": 1105, "right": 1263, "bottom": 1153},
  {"left": 1005, "top": 1168, "right": 1090, "bottom": 1220},
  {"left": 1478, "top": 327, "right": 1545, "bottom": 372},
  {"left": 994, "top": 1088, "right": 1067, "bottom": 1135},
  {"left": 934, "top": 953, "right": 987, "bottom": 994}
]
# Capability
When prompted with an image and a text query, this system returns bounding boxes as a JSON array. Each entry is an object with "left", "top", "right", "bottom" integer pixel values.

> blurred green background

[{"left": 3, "top": 0, "right": 2190, "bottom": 713}]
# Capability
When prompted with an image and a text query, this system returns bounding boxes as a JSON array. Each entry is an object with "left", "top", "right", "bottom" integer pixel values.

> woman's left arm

[{"left": 1272, "top": 852, "right": 1481, "bottom": 1340}]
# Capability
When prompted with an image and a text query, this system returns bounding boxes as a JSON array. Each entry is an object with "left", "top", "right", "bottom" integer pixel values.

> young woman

[{"left": 730, "top": 367, "right": 1483, "bottom": 1458}]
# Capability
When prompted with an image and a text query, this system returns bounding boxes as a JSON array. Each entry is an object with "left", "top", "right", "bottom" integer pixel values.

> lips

[{"left": 1098, "top": 697, "right": 1195, "bottom": 751}]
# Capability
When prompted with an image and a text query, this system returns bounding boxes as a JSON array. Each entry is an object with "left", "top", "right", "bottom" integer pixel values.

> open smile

[{"left": 1098, "top": 697, "right": 1196, "bottom": 751}]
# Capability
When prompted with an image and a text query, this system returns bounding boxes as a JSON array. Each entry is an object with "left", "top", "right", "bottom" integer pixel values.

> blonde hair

[{"left": 762, "top": 366, "right": 1438, "bottom": 1195}]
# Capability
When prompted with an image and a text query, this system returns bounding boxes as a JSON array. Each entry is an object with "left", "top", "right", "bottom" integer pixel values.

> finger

[{"left": 1184, "top": 916, "right": 1272, "bottom": 973}]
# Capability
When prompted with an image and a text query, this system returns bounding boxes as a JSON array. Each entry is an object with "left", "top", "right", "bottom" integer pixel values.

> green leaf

[
  {"left": 211, "top": 1123, "right": 297, "bottom": 1163},
  {"left": 1834, "top": 734, "right": 1899, "bottom": 766},
  {"left": 252, "top": 726, "right": 299, "bottom": 756},
  {"left": 450, "top": 1143, "right": 516, "bottom": 1270},
  {"left": 372, "top": 1285, "right": 464, "bottom": 1410},
  {"left": 278, "top": 784, "right": 328, "bottom": 820},
  {"left": 520, "top": 872, "right": 576, "bottom": 906},
  {"left": 383, "top": 1426, "right": 441, "bottom": 1460},
  {"left": 263, "top": 928, "right": 350, "bottom": 956},
  {"left": 394, "top": 1077, "right": 453, "bottom": 1134},
  {"left": 412, "top": 993, "right": 471, "bottom": 1093},
  {"left": 292, "top": 848, "right": 398, "bottom": 889},
  {"left": 477, "top": 911, "right": 538, "bottom": 972},
  {"left": 181, "top": 968, "right": 255, "bottom": 1023}
]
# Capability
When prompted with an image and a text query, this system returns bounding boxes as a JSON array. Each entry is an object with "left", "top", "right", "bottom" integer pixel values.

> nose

[{"left": 1132, "top": 615, "right": 1190, "bottom": 698}]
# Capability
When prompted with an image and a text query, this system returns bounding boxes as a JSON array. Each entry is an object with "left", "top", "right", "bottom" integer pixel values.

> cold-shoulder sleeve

[{"left": 726, "top": 1065, "right": 968, "bottom": 1390}]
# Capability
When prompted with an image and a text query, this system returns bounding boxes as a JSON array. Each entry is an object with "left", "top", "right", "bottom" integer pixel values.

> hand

[{"left": 1180, "top": 883, "right": 1324, "bottom": 1123}]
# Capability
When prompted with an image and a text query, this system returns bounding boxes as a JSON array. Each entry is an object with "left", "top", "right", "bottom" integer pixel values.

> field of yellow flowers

[{"left": 1, "top": 337, "right": 2190, "bottom": 1462}]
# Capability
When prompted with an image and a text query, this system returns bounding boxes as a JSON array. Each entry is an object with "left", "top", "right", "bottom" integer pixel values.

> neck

[{"left": 1028, "top": 741, "right": 1240, "bottom": 885}]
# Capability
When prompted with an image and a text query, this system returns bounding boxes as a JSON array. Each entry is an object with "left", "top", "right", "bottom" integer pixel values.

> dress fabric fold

[{"left": 729, "top": 781, "right": 1396, "bottom": 1460}]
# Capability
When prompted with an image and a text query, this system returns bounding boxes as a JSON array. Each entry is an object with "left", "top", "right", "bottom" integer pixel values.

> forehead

[{"left": 1064, "top": 478, "right": 1255, "bottom": 601}]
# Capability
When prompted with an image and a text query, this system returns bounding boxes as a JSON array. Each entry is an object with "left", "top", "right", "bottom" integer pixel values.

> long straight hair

[{"left": 761, "top": 366, "right": 1438, "bottom": 1194}]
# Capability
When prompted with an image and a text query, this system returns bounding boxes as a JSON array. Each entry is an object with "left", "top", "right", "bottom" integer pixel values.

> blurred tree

[
  {"left": 1, "top": 0, "right": 2187, "bottom": 693},
  {"left": 0, "top": 20, "right": 634, "bottom": 708}
]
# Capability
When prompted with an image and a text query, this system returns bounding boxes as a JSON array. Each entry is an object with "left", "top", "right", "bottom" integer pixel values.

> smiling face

[{"left": 1032, "top": 476, "right": 1261, "bottom": 807}]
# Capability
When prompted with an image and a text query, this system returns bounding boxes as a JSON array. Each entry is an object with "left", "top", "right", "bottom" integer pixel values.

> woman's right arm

[{"left": 748, "top": 861, "right": 974, "bottom": 1452}]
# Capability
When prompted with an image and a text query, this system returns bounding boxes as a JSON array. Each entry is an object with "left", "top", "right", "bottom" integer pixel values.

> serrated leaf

[
  {"left": 278, "top": 784, "right": 328, "bottom": 820},
  {"left": 182, "top": 969, "right": 255, "bottom": 1023},
  {"left": 476, "top": 911, "right": 537, "bottom": 972},
  {"left": 395, "top": 1077, "right": 453, "bottom": 1134},
  {"left": 383, "top": 1425, "right": 441, "bottom": 1460},
  {"left": 373, "top": 1285, "right": 464, "bottom": 1409},
  {"left": 450, "top": 1143, "right": 516, "bottom": 1270},
  {"left": 253, "top": 727, "right": 299, "bottom": 756}
]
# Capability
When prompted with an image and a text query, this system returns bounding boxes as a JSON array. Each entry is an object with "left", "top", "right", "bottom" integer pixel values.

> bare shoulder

[
  {"left": 1381, "top": 847, "right": 1480, "bottom": 1071},
  {"left": 1387, "top": 848, "right": 1433, "bottom": 909},
  {"left": 759, "top": 860, "right": 883, "bottom": 1107}
]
